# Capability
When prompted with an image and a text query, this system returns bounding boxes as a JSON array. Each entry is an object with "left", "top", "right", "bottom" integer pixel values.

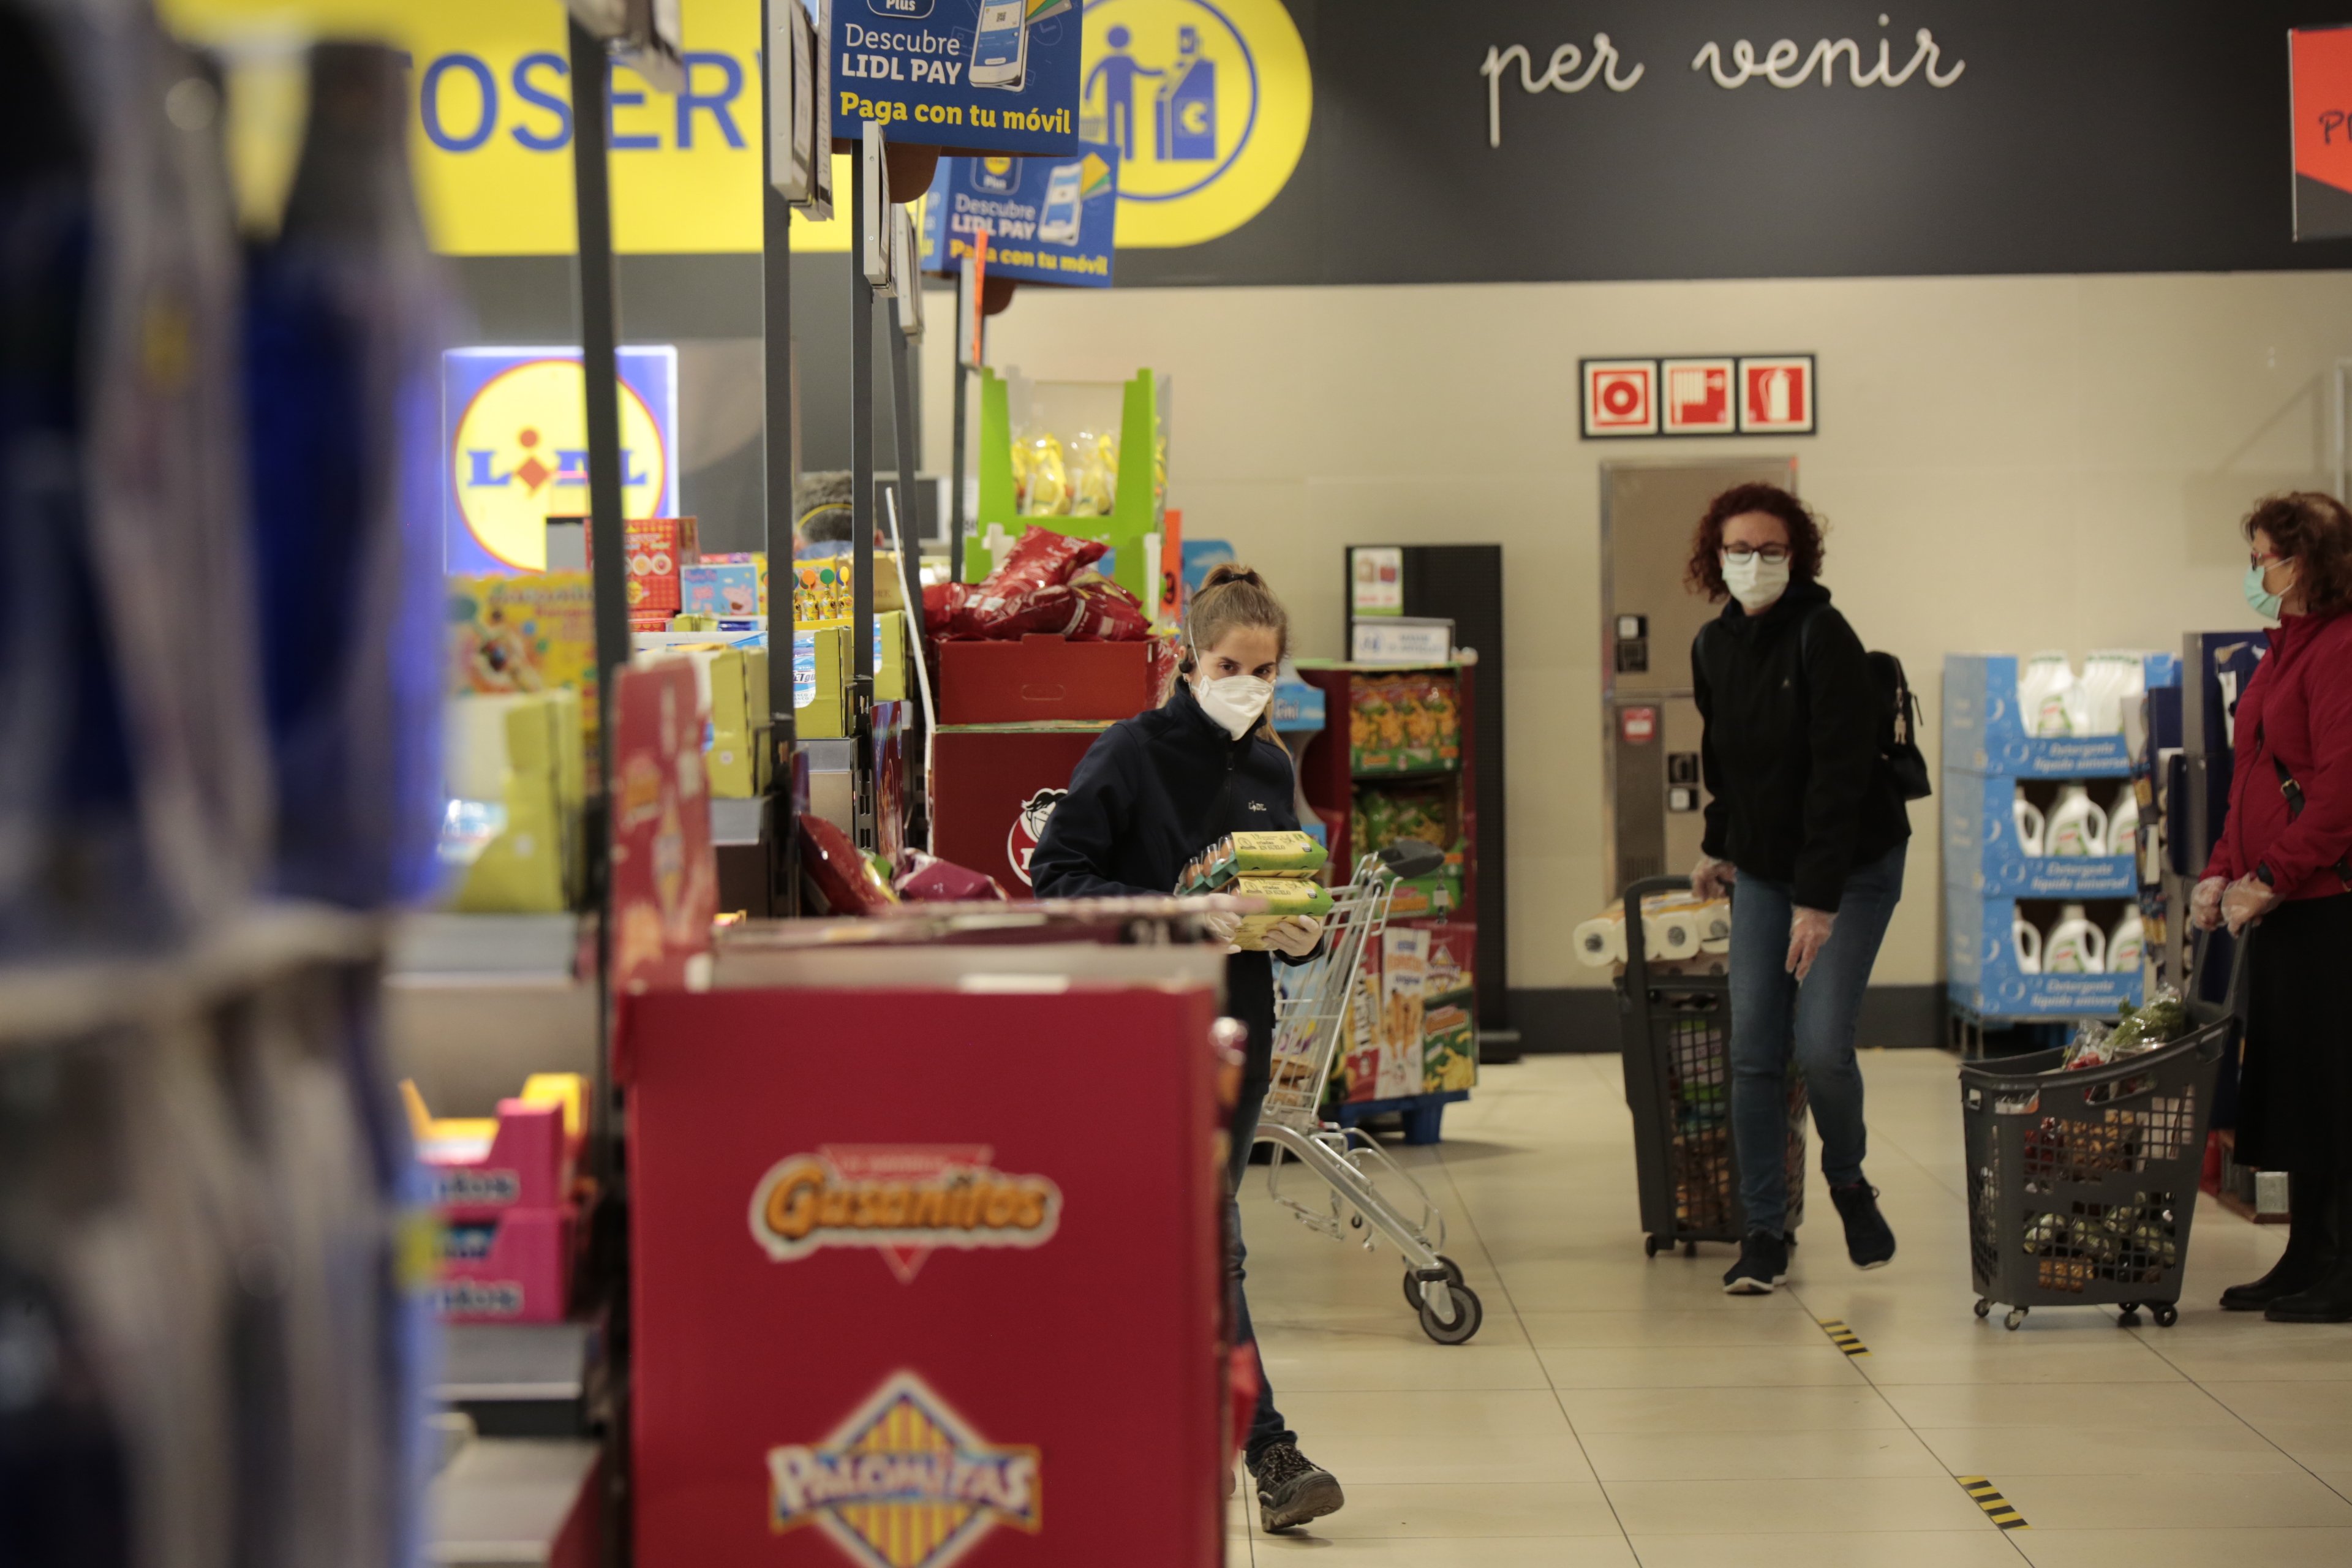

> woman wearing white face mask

[
  {"left": 1684, "top": 484, "right": 1913, "bottom": 1295},
  {"left": 1028, "top": 564, "right": 1344, "bottom": 1531}
]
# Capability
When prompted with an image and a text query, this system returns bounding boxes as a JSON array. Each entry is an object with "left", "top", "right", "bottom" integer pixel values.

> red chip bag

[
  {"left": 1066, "top": 576, "right": 1150, "bottom": 641},
  {"left": 892, "top": 851, "right": 1009, "bottom": 903},
  {"left": 995, "top": 524, "right": 1107, "bottom": 590},
  {"left": 797, "top": 813, "right": 895, "bottom": 915}
]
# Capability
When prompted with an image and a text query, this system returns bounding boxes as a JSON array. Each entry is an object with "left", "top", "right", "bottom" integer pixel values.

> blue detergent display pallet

[
  {"left": 1942, "top": 768, "right": 2136, "bottom": 898},
  {"left": 1947, "top": 884, "right": 2144, "bottom": 1018},
  {"left": 1942, "top": 652, "right": 2180, "bottom": 777},
  {"left": 1330, "top": 1090, "right": 1469, "bottom": 1146}
]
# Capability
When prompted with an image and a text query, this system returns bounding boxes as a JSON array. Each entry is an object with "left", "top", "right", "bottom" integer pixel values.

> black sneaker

[
  {"left": 1249, "top": 1439, "right": 1344, "bottom": 1532},
  {"left": 1722, "top": 1229, "right": 1790, "bottom": 1294},
  {"left": 1830, "top": 1182, "right": 1897, "bottom": 1270}
]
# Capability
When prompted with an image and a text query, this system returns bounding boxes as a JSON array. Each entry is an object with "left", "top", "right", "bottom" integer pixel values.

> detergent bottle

[
  {"left": 2045, "top": 784, "right": 2108, "bottom": 857},
  {"left": 2107, "top": 786, "right": 2141, "bottom": 867},
  {"left": 2013, "top": 793, "right": 2046, "bottom": 856},
  {"left": 2013, "top": 915, "right": 2043, "bottom": 974},
  {"left": 2020, "top": 652, "right": 2075, "bottom": 737},
  {"left": 2044, "top": 903, "right": 2106, "bottom": 973},
  {"left": 2106, "top": 908, "right": 2146, "bottom": 976}
]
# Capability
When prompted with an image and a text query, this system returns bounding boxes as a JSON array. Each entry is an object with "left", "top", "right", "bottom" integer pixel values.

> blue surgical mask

[{"left": 2244, "top": 560, "right": 2293, "bottom": 622}]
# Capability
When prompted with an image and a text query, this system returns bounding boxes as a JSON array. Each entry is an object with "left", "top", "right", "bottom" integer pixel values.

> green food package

[
  {"left": 1354, "top": 789, "right": 1396, "bottom": 856},
  {"left": 1228, "top": 875, "right": 1333, "bottom": 917},
  {"left": 1225, "top": 830, "right": 1328, "bottom": 875}
]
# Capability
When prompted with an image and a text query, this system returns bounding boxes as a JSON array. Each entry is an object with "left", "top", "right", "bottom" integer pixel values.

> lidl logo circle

[
  {"left": 451, "top": 358, "right": 669, "bottom": 571},
  {"left": 1079, "top": 0, "right": 1310, "bottom": 247}
]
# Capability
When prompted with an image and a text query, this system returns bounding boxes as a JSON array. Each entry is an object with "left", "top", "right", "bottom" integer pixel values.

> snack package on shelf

[
  {"left": 1068, "top": 429, "right": 1119, "bottom": 516},
  {"left": 1376, "top": 928, "right": 1430, "bottom": 1099},
  {"left": 924, "top": 525, "right": 1155, "bottom": 644},
  {"left": 1017, "top": 431, "right": 1070, "bottom": 516},
  {"left": 1425, "top": 675, "right": 1461, "bottom": 764},
  {"left": 1398, "top": 676, "right": 1439, "bottom": 771}
]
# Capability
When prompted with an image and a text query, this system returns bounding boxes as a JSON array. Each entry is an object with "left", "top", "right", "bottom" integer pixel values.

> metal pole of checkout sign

[
  {"left": 567, "top": 15, "right": 630, "bottom": 1178},
  {"left": 761, "top": 0, "right": 800, "bottom": 913},
  {"left": 886, "top": 277, "right": 930, "bottom": 851},
  {"left": 949, "top": 266, "right": 970, "bottom": 586},
  {"left": 848, "top": 142, "right": 878, "bottom": 850}
]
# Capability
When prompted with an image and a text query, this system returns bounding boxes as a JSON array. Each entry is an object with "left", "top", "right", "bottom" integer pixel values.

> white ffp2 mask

[
  {"left": 1195, "top": 674, "right": 1274, "bottom": 739},
  {"left": 1721, "top": 552, "right": 1792, "bottom": 612}
]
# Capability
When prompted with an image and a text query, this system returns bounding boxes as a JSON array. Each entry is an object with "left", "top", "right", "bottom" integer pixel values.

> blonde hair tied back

[{"left": 1183, "top": 563, "right": 1290, "bottom": 674}]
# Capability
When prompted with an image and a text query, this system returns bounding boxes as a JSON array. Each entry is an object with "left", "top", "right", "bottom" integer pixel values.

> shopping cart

[
  {"left": 1255, "top": 839, "right": 1483, "bottom": 1344},
  {"left": 1959, "top": 937, "right": 2238, "bottom": 1329},
  {"left": 1616, "top": 875, "right": 1809, "bottom": 1258}
]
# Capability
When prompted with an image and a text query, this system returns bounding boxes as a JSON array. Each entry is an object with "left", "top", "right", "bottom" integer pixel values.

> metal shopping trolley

[
  {"left": 1616, "top": 875, "right": 1809, "bottom": 1258},
  {"left": 1254, "top": 839, "right": 1484, "bottom": 1344},
  {"left": 1959, "top": 937, "right": 2239, "bottom": 1330}
]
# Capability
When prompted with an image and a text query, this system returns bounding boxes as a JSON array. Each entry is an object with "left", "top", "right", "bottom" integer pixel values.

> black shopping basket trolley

[
  {"left": 1959, "top": 938, "right": 2238, "bottom": 1329},
  {"left": 1616, "top": 875, "right": 1808, "bottom": 1257}
]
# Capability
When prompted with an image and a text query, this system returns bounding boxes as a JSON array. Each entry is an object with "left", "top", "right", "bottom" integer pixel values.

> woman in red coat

[{"left": 2193, "top": 491, "right": 2352, "bottom": 1322}]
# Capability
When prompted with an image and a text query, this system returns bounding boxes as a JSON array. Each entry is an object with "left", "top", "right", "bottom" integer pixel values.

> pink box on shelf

[
  {"left": 418, "top": 1098, "right": 573, "bottom": 1221},
  {"left": 434, "top": 1204, "right": 577, "bottom": 1324}
]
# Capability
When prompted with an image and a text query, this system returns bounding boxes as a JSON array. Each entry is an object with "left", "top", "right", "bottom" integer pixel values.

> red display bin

[
  {"left": 938, "top": 635, "right": 1158, "bottom": 725},
  {"left": 434, "top": 1203, "right": 577, "bottom": 1324},
  {"left": 930, "top": 724, "right": 1109, "bottom": 895},
  {"left": 620, "top": 982, "right": 1226, "bottom": 1568}
]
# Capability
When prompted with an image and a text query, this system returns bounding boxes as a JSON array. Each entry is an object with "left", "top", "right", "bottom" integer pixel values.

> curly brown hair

[
  {"left": 1684, "top": 483, "right": 1827, "bottom": 602},
  {"left": 2243, "top": 491, "right": 2352, "bottom": 616}
]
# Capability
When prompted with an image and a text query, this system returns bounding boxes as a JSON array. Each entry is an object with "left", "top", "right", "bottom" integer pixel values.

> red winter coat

[{"left": 2205, "top": 609, "right": 2352, "bottom": 900}]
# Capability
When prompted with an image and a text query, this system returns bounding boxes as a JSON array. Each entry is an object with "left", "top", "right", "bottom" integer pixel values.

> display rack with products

[
  {"left": 1295, "top": 662, "right": 1484, "bottom": 1137},
  {"left": 1943, "top": 653, "right": 2180, "bottom": 1054}
]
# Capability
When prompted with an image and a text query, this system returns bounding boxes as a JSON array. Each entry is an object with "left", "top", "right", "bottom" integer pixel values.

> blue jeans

[
  {"left": 1727, "top": 843, "right": 1907, "bottom": 1235},
  {"left": 1228, "top": 1086, "right": 1295, "bottom": 1462}
]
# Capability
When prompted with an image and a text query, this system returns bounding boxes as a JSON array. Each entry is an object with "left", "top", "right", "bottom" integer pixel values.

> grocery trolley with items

[
  {"left": 1959, "top": 944, "right": 2237, "bottom": 1329},
  {"left": 1255, "top": 839, "right": 1483, "bottom": 1344},
  {"left": 1613, "top": 875, "right": 1809, "bottom": 1257}
]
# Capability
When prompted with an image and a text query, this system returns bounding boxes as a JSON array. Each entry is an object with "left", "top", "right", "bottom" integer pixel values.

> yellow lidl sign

[
  {"left": 162, "top": 0, "right": 876, "bottom": 255},
  {"left": 1077, "top": 0, "right": 1310, "bottom": 247}
]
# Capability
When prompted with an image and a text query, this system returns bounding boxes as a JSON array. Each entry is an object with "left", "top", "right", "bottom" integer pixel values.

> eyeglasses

[
  {"left": 1721, "top": 544, "right": 1790, "bottom": 565},
  {"left": 2250, "top": 551, "right": 2288, "bottom": 571}
]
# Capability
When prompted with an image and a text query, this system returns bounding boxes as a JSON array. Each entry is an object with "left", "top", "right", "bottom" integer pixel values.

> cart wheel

[
  {"left": 2003, "top": 1308, "right": 2027, "bottom": 1331},
  {"left": 1973, "top": 1298, "right": 1991, "bottom": 1319},
  {"left": 2154, "top": 1304, "right": 2179, "bottom": 1328},
  {"left": 1683, "top": 1240, "right": 1698, "bottom": 1258},
  {"left": 1417, "top": 1282, "right": 1483, "bottom": 1345},
  {"left": 1643, "top": 1235, "right": 1663, "bottom": 1259},
  {"left": 2117, "top": 1307, "right": 2142, "bottom": 1327},
  {"left": 1349, "top": 1213, "right": 1365, "bottom": 1230},
  {"left": 1401, "top": 1256, "right": 1467, "bottom": 1310}
]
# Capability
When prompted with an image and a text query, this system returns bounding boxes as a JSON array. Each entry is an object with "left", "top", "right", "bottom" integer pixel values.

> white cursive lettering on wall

[
  {"left": 1692, "top": 20, "right": 1965, "bottom": 91},
  {"left": 1481, "top": 34, "right": 1644, "bottom": 149}
]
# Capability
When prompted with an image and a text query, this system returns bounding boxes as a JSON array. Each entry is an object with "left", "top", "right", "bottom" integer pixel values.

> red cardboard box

[
  {"left": 434, "top": 1203, "right": 578, "bottom": 1324},
  {"left": 609, "top": 659, "right": 717, "bottom": 994},
  {"left": 622, "top": 985, "right": 1225, "bottom": 1568},
  {"left": 578, "top": 514, "right": 701, "bottom": 612},
  {"left": 938, "top": 635, "right": 1158, "bottom": 725},
  {"left": 930, "top": 724, "right": 1107, "bottom": 895}
]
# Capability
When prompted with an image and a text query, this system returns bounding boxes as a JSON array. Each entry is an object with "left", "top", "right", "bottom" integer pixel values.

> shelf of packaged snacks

[{"left": 1292, "top": 664, "right": 1483, "bottom": 1131}]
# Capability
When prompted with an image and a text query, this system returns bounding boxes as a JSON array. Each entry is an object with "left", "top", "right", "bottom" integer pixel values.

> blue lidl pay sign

[
  {"left": 443, "top": 346, "right": 680, "bottom": 575},
  {"left": 919, "top": 140, "right": 1117, "bottom": 285},
  {"left": 834, "top": 0, "right": 1081, "bottom": 154}
]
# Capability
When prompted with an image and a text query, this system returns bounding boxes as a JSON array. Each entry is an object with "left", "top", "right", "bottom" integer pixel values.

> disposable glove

[
  {"left": 1692, "top": 854, "right": 1736, "bottom": 902},
  {"left": 1264, "top": 914, "right": 1325, "bottom": 959},
  {"left": 1787, "top": 906, "right": 1837, "bottom": 982},
  {"left": 2190, "top": 875, "right": 2227, "bottom": 933},
  {"left": 2222, "top": 876, "right": 2278, "bottom": 935}
]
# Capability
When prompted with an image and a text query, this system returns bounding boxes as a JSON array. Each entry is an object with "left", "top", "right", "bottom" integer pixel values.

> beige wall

[{"left": 925, "top": 272, "right": 2352, "bottom": 989}]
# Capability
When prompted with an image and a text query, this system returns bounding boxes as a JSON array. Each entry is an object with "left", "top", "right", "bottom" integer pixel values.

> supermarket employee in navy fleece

[{"left": 1028, "top": 565, "right": 1346, "bottom": 1535}]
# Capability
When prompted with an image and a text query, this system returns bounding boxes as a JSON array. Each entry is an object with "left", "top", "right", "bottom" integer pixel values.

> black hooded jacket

[
  {"left": 1691, "top": 579, "right": 1911, "bottom": 912},
  {"left": 1028, "top": 679, "right": 1310, "bottom": 1084}
]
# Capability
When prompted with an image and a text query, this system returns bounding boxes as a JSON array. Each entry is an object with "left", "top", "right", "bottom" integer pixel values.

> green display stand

[{"left": 964, "top": 368, "right": 1161, "bottom": 606}]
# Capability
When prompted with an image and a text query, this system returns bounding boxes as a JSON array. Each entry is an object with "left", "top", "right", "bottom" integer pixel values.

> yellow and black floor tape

[
  {"left": 1958, "top": 1476, "right": 2029, "bottom": 1530},
  {"left": 1817, "top": 1318, "right": 1869, "bottom": 1357}
]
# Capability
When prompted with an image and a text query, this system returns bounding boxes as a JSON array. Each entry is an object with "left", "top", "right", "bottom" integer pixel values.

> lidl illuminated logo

[
  {"left": 442, "top": 346, "right": 679, "bottom": 575},
  {"left": 767, "top": 1371, "right": 1041, "bottom": 1568},
  {"left": 1079, "top": 0, "right": 1310, "bottom": 246}
]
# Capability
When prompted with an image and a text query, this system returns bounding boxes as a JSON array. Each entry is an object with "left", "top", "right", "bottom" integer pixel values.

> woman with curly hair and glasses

[
  {"left": 2192, "top": 491, "right": 2352, "bottom": 1323},
  {"left": 1685, "top": 483, "right": 1913, "bottom": 1295}
]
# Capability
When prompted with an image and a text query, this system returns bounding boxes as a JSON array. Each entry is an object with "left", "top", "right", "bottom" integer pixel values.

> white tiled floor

[{"left": 1225, "top": 1050, "right": 2352, "bottom": 1565}]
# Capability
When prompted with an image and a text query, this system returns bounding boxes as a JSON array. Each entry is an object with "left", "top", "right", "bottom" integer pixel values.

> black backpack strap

[{"left": 2267, "top": 733, "right": 2352, "bottom": 889}]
